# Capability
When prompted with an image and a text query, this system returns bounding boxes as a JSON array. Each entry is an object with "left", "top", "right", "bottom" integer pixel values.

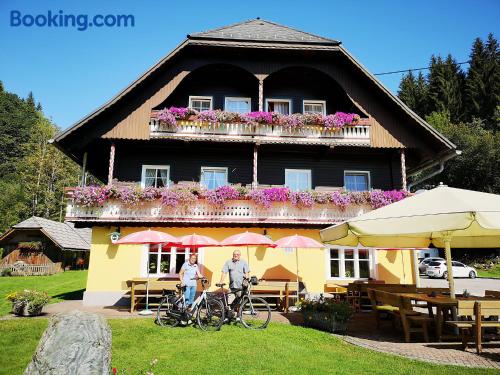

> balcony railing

[
  {"left": 149, "top": 118, "right": 371, "bottom": 146},
  {"left": 66, "top": 198, "right": 371, "bottom": 226}
]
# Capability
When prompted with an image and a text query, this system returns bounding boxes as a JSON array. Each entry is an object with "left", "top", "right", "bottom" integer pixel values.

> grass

[
  {"left": 109, "top": 320, "right": 497, "bottom": 375},
  {"left": 0, "top": 319, "right": 48, "bottom": 375},
  {"left": 477, "top": 264, "right": 500, "bottom": 278},
  {"left": 0, "top": 270, "right": 87, "bottom": 316},
  {"left": 0, "top": 318, "right": 496, "bottom": 375}
]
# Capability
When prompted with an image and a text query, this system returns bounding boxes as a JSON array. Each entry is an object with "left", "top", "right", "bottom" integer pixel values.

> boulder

[{"left": 25, "top": 310, "right": 112, "bottom": 375}]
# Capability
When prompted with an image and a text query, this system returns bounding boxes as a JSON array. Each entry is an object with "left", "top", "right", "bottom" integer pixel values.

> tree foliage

[
  {"left": 0, "top": 83, "right": 80, "bottom": 232},
  {"left": 398, "top": 34, "right": 500, "bottom": 193}
]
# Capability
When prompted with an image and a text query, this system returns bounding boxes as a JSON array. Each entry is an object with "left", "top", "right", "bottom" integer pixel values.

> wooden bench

[
  {"left": 250, "top": 280, "right": 299, "bottom": 313},
  {"left": 485, "top": 290, "right": 500, "bottom": 298},
  {"left": 447, "top": 300, "right": 500, "bottom": 353},
  {"left": 368, "top": 289, "right": 432, "bottom": 342},
  {"left": 348, "top": 283, "right": 417, "bottom": 312},
  {"left": 130, "top": 278, "right": 178, "bottom": 313}
]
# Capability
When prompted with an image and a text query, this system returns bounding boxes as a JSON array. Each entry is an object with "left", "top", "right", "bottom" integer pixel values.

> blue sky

[{"left": 1, "top": 0, "right": 499, "bottom": 129}]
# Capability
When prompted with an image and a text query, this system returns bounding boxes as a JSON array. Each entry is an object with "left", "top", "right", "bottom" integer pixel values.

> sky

[{"left": 1, "top": 0, "right": 499, "bottom": 129}]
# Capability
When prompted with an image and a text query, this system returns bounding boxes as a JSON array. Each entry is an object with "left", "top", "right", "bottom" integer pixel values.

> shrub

[{"left": 7, "top": 289, "right": 50, "bottom": 315}]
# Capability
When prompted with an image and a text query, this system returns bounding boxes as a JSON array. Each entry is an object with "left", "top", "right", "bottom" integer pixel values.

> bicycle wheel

[
  {"left": 197, "top": 298, "right": 224, "bottom": 331},
  {"left": 238, "top": 296, "right": 271, "bottom": 329},
  {"left": 156, "top": 295, "right": 180, "bottom": 327}
]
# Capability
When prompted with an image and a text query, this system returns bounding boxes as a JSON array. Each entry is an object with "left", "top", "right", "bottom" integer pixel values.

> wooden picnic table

[
  {"left": 129, "top": 278, "right": 178, "bottom": 313},
  {"left": 398, "top": 293, "right": 496, "bottom": 342},
  {"left": 252, "top": 280, "right": 299, "bottom": 313}
]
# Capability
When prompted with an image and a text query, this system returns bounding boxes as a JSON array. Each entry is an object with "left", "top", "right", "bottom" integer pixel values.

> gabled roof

[
  {"left": 2, "top": 216, "right": 91, "bottom": 251},
  {"left": 188, "top": 19, "right": 340, "bottom": 46}
]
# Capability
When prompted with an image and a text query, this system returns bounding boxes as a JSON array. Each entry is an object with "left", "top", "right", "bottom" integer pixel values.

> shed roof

[
  {"left": 188, "top": 19, "right": 340, "bottom": 45},
  {"left": 5, "top": 216, "right": 91, "bottom": 251}
]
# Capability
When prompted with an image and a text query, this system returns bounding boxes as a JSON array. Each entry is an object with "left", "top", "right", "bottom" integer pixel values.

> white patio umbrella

[{"left": 320, "top": 185, "right": 500, "bottom": 298}]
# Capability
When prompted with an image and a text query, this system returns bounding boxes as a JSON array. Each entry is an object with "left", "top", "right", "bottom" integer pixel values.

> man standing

[
  {"left": 219, "top": 249, "right": 250, "bottom": 293},
  {"left": 179, "top": 253, "right": 203, "bottom": 309}
]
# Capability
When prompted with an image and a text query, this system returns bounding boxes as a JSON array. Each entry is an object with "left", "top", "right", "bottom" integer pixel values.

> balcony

[
  {"left": 65, "top": 192, "right": 371, "bottom": 226},
  {"left": 149, "top": 116, "right": 371, "bottom": 146}
]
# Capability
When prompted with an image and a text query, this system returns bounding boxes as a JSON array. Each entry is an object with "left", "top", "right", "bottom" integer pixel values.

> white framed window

[
  {"left": 326, "top": 247, "right": 374, "bottom": 279},
  {"left": 201, "top": 167, "right": 228, "bottom": 190},
  {"left": 141, "top": 165, "right": 170, "bottom": 188},
  {"left": 285, "top": 169, "right": 311, "bottom": 191},
  {"left": 224, "top": 97, "right": 251, "bottom": 114},
  {"left": 303, "top": 100, "right": 326, "bottom": 115},
  {"left": 148, "top": 245, "right": 198, "bottom": 276},
  {"left": 344, "top": 171, "right": 371, "bottom": 192},
  {"left": 189, "top": 96, "right": 213, "bottom": 112},
  {"left": 265, "top": 98, "right": 291, "bottom": 115}
]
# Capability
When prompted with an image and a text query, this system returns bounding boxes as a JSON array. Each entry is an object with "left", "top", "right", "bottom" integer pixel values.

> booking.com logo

[{"left": 10, "top": 10, "right": 135, "bottom": 31}]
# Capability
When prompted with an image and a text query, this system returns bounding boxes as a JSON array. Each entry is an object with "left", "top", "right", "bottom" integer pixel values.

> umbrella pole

[
  {"left": 139, "top": 247, "right": 153, "bottom": 316},
  {"left": 444, "top": 237, "right": 456, "bottom": 299},
  {"left": 412, "top": 250, "right": 421, "bottom": 288},
  {"left": 247, "top": 246, "right": 250, "bottom": 268},
  {"left": 295, "top": 248, "right": 299, "bottom": 284}
]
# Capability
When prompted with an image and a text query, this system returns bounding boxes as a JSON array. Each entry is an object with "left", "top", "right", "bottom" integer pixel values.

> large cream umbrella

[{"left": 320, "top": 185, "right": 500, "bottom": 298}]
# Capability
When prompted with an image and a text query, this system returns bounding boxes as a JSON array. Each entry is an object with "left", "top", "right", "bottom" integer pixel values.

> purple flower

[
  {"left": 116, "top": 187, "right": 140, "bottom": 205},
  {"left": 160, "top": 189, "right": 180, "bottom": 207},
  {"left": 243, "top": 111, "right": 276, "bottom": 124},
  {"left": 205, "top": 185, "right": 241, "bottom": 206},
  {"left": 290, "top": 191, "right": 314, "bottom": 207},
  {"left": 157, "top": 108, "right": 177, "bottom": 128},
  {"left": 197, "top": 110, "right": 219, "bottom": 123},
  {"left": 329, "top": 191, "right": 351, "bottom": 210}
]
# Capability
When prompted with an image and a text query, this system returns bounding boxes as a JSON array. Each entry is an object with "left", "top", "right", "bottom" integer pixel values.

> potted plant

[
  {"left": 297, "top": 295, "right": 353, "bottom": 333},
  {"left": 6, "top": 289, "right": 50, "bottom": 316}
]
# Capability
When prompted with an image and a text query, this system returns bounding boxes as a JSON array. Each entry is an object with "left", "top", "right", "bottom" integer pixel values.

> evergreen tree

[
  {"left": 398, "top": 71, "right": 428, "bottom": 116},
  {"left": 26, "top": 91, "right": 36, "bottom": 109},
  {"left": 427, "top": 55, "right": 465, "bottom": 123},
  {"left": 465, "top": 37, "right": 487, "bottom": 120}
]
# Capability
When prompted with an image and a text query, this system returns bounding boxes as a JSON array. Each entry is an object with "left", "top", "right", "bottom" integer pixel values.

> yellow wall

[{"left": 86, "top": 226, "right": 415, "bottom": 294}]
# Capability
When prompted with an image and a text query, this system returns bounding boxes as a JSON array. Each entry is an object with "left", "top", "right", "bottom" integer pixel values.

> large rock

[{"left": 25, "top": 310, "right": 112, "bottom": 375}]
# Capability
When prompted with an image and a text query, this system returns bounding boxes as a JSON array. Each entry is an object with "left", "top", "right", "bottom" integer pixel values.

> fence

[{"left": 0, "top": 263, "right": 58, "bottom": 276}]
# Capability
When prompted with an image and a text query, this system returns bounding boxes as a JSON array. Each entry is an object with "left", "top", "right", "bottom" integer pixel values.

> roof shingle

[
  {"left": 12, "top": 216, "right": 90, "bottom": 251},
  {"left": 188, "top": 19, "right": 340, "bottom": 45}
]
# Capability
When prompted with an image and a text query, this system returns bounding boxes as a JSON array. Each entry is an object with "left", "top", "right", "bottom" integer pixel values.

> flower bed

[
  {"left": 297, "top": 297, "right": 353, "bottom": 334},
  {"left": 154, "top": 107, "right": 361, "bottom": 130},
  {"left": 72, "top": 184, "right": 409, "bottom": 210}
]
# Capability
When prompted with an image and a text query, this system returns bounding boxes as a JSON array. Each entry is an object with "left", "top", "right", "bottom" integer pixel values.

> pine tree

[
  {"left": 465, "top": 37, "right": 487, "bottom": 120},
  {"left": 398, "top": 71, "right": 428, "bottom": 117},
  {"left": 427, "top": 55, "right": 465, "bottom": 123},
  {"left": 26, "top": 91, "right": 36, "bottom": 109}
]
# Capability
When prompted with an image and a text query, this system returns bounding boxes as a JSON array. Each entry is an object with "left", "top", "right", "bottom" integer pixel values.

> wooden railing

[
  {"left": 66, "top": 198, "right": 371, "bottom": 225},
  {"left": 149, "top": 119, "right": 371, "bottom": 146},
  {"left": 0, "top": 263, "right": 57, "bottom": 276}
]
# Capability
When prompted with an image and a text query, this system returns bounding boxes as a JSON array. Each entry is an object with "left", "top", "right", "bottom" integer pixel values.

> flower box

[{"left": 302, "top": 311, "right": 349, "bottom": 334}]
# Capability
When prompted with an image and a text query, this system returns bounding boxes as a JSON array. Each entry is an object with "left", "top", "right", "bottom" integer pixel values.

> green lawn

[
  {"left": 0, "top": 319, "right": 48, "bottom": 375},
  {"left": 0, "top": 271, "right": 87, "bottom": 316},
  {"left": 477, "top": 264, "right": 500, "bottom": 278},
  {"left": 0, "top": 318, "right": 496, "bottom": 375}
]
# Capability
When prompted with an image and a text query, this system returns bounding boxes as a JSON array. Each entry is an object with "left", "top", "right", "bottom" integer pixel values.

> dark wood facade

[
  {"left": 54, "top": 20, "right": 456, "bottom": 194},
  {"left": 111, "top": 141, "right": 401, "bottom": 190}
]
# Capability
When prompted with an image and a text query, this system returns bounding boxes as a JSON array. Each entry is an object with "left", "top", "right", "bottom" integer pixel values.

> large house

[{"left": 54, "top": 19, "right": 457, "bottom": 306}]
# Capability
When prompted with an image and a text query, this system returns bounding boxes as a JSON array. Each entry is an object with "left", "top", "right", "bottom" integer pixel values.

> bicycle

[
  {"left": 213, "top": 276, "right": 271, "bottom": 329},
  {"left": 156, "top": 277, "right": 225, "bottom": 331}
]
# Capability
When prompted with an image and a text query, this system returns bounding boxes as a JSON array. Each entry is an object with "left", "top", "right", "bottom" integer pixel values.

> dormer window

[
  {"left": 224, "top": 97, "right": 251, "bottom": 114},
  {"left": 303, "top": 100, "right": 326, "bottom": 115},
  {"left": 266, "top": 99, "right": 291, "bottom": 115},
  {"left": 189, "top": 96, "right": 212, "bottom": 112}
]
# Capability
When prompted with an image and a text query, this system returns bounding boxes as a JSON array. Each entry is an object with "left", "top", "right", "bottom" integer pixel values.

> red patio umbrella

[
  {"left": 179, "top": 234, "right": 220, "bottom": 248},
  {"left": 116, "top": 230, "right": 180, "bottom": 245},
  {"left": 115, "top": 229, "right": 180, "bottom": 315},
  {"left": 273, "top": 234, "right": 325, "bottom": 284},
  {"left": 220, "top": 231, "right": 276, "bottom": 266}
]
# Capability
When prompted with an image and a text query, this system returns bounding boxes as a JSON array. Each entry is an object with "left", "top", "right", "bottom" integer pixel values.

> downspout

[{"left": 407, "top": 150, "right": 461, "bottom": 192}]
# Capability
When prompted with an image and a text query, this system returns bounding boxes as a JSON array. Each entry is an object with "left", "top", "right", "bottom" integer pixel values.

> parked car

[
  {"left": 419, "top": 257, "right": 445, "bottom": 274},
  {"left": 426, "top": 260, "right": 477, "bottom": 279}
]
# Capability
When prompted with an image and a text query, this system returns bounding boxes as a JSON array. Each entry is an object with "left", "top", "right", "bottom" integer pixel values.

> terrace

[
  {"left": 149, "top": 113, "right": 371, "bottom": 146},
  {"left": 63, "top": 185, "right": 407, "bottom": 226}
]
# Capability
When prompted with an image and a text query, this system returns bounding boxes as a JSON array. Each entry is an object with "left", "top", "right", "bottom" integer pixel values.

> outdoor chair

[
  {"left": 446, "top": 300, "right": 500, "bottom": 353},
  {"left": 368, "top": 289, "right": 432, "bottom": 343}
]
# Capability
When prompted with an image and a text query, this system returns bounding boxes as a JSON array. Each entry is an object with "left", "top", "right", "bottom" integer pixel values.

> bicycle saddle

[{"left": 215, "top": 283, "right": 226, "bottom": 287}]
